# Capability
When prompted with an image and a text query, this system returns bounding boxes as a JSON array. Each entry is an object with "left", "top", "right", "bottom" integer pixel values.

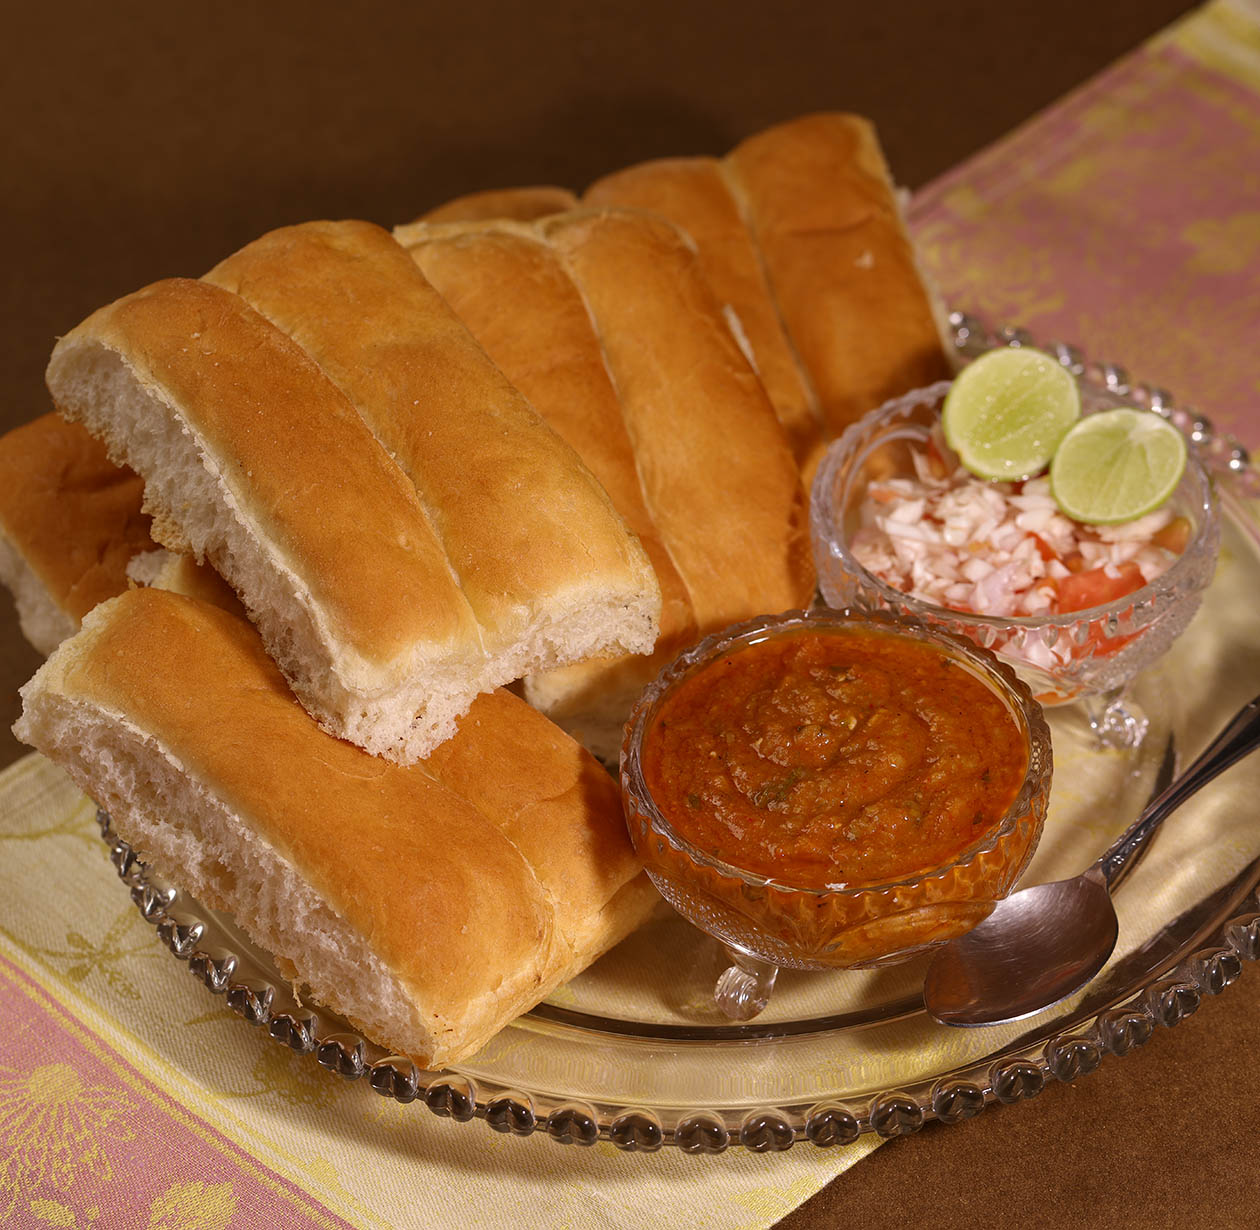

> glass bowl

[
  {"left": 810, "top": 378, "right": 1220, "bottom": 745},
  {"left": 620, "top": 608, "right": 1053, "bottom": 1018}
]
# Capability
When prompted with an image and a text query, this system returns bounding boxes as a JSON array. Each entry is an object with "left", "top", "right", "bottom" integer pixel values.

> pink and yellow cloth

[
  {"left": 3, "top": 2, "right": 1260, "bottom": 1226},
  {"left": 910, "top": 0, "right": 1260, "bottom": 453}
]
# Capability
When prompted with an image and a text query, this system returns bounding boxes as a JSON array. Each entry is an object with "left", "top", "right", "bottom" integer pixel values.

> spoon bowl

[
  {"left": 924, "top": 694, "right": 1260, "bottom": 1027},
  {"left": 924, "top": 868, "right": 1117, "bottom": 1026}
]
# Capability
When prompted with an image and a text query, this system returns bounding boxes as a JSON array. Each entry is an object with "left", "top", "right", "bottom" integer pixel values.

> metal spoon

[{"left": 924, "top": 694, "right": 1260, "bottom": 1027}]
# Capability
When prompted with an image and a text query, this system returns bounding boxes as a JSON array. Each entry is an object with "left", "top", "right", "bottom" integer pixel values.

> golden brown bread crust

[
  {"left": 400, "top": 220, "right": 694, "bottom": 655},
  {"left": 584, "top": 159, "right": 823, "bottom": 467},
  {"left": 204, "top": 220, "right": 659, "bottom": 663},
  {"left": 19, "top": 587, "right": 656, "bottom": 1063},
  {"left": 0, "top": 413, "right": 151, "bottom": 623},
  {"left": 426, "top": 685, "right": 658, "bottom": 967},
  {"left": 398, "top": 212, "right": 816, "bottom": 758},
  {"left": 47, "top": 276, "right": 478, "bottom": 677},
  {"left": 725, "top": 113, "right": 952, "bottom": 437},
  {"left": 415, "top": 185, "right": 579, "bottom": 224},
  {"left": 543, "top": 208, "right": 816, "bottom": 635}
]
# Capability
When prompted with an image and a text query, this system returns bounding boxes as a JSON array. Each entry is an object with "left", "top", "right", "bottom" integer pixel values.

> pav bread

[
  {"left": 204, "top": 220, "right": 658, "bottom": 682},
  {"left": 0, "top": 412, "right": 151, "bottom": 654},
  {"left": 584, "top": 159, "right": 823, "bottom": 468},
  {"left": 540, "top": 209, "right": 814, "bottom": 633},
  {"left": 398, "top": 215, "right": 695, "bottom": 757},
  {"left": 135, "top": 549, "right": 656, "bottom": 966},
  {"left": 726, "top": 113, "right": 953, "bottom": 435},
  {"left": 46, "top": 222, "right": 660, "bottom": 762},
  {"left": 397, "top": 218, "right": 696, "bottom": 642},
  {"left": 585, "top": 113, "right": 953, "bottom": 453},
  {"left": 396, "top": 209, "right": 814, "bottom": 758},
  {"left": 15, "top": 586, "right": 659, "bottom": 1067}
]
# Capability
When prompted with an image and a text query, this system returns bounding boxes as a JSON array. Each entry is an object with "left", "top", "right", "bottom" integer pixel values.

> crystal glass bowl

[
  {"left": 620, "top": 608, "right": 1053, "bottom": 1017},
  {"left": 810, "top": 378, "right": 1220, "bottom": 743}
]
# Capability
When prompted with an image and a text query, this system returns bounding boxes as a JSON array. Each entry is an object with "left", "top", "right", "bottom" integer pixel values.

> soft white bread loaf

[
  {"left": 396, "top": 218, "right": 697, "bottom": 757},
  {"left": 142, "top": 544, "right": 653, "bottom": 968},
  {"left": 395, "top": 219, "right": 693, "bottom": 648},
  {"left": 395, "top": 210, "right": 815, "bottom": 759},
  {"left": 203, "top": 220, "right": 658, "bottom": 685},
  {"left": 584, "top": 115, "right": 953, "bottom": 461},
  {"left": 540, "top": 209, "right": 815, "bottom": 634},
  {"left": 584, "top": 159, "right": 823, "bottom": 469},
  {"left": 46, "top": 222, "right": 660, "bottom": 762},
  {"left": 15, "top": 587, "right": 659, "bottom": 1068},
  {"left": 0, "top": 413, "right": 152, "bottom": 654},
  {"left": 725, "top": 113, "right": 953, "bottom": 437},
  {"left": 46, "top": 275, "right": 487, "bottom": 761},
  {"left": 130, "top": 540, "right": 655, "bottom": 959}
]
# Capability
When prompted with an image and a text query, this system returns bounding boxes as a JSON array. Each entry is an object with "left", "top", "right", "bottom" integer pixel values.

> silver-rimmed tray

[{"left": 103, "top": 318, "right": 1260, "bottom": 1153}]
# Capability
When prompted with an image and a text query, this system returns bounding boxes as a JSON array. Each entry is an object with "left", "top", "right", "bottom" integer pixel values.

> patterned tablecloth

[
  {"left": 909, "top": 0, "right": 1260, "bottom": 454},
  {"left": 2, "top": 2, "right": 1259, "bottom": 1227}
]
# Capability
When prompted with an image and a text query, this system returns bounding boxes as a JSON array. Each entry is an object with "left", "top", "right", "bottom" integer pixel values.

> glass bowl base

[
  {"left": 714, "top": 944, "right": 779, "bottom": 1020},
  {"left": 1084, "top": 689, "right": 1151, "bottom": 750}
]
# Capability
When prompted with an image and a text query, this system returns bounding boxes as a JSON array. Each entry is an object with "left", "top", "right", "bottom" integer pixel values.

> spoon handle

[{"left": 1100, "top": 694, "right": 1260, "bottom": 887}]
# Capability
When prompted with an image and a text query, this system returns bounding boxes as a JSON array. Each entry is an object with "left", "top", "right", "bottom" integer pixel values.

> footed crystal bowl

[
  {"left": 810, "top": 371, "right": 1220, "bottom": 747},
  {"left": 620, "top": 608, "right": 1053, "bottom": 1019}
]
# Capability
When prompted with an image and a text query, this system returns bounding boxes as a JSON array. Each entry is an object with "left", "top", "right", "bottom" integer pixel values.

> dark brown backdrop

[{"left": 9, "top": 4, "right": 1259, "bottom": 1227}]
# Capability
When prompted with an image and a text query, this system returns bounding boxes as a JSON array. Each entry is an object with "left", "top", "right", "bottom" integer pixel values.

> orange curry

[{"left": 641, "top": 627, "right": 1028, "bottom": 889}]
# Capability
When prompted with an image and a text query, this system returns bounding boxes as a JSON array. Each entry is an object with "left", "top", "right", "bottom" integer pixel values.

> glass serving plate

[{"left": 102, "top": 316, "right": 1260, "bottom": 1154}]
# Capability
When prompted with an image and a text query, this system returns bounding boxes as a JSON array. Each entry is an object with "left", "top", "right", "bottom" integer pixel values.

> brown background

[{"left": 6, "top": 2, "right": 1260, "bottom": 1226}]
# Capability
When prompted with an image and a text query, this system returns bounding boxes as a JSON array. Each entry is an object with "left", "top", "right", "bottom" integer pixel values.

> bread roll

[
  {"left": 203, "top": 220, "right": 659, "bottom": 684},
  {"left": 397, "top": 217, "right": 695, "bottom": 758},
  {"left": 541, "top": 209, "right": 815, "bottom": 634},
  {"left": 415, "top": 185, "right": 579, "bottom": 224},
  {"left": 396, "top": 211, "right": 815, "bottom": 759},
  {"left": 47, "top": 223, "right": 660, "bottom": 762},
  {"left": 726, "top": 113, "right": 953, "bottom": 436},
  {"left": 584, "top": 159, "right": 823, "bottom": 468},
  {"left": 15, "top": 587, "right": 658, "bottom": 1067},
  {"left": 0, "top": 413, "right": 151, "bottom": 654},
  {"left": 134, "top": 551, "right": 656, "bottom": 967},
  {"left": 353, "top": 218, "right": 691, "bottom": 651},
  {"left": 46, "top": 276, "right": 489, "bottom": 762}
]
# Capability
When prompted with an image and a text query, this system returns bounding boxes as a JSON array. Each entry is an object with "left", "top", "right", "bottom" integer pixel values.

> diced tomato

[
  {"left": 923, "top": 433, "right": 954, "bottom": 479},
  {"left": 1030, "top": 533, "right": 1060, "bottom": 564},
  {"left": 1152, "top": 516, "right": 1191, "bottom": 555},
  {"left": 1052, "top": 562, "right": 1147, "bottom": 614}
]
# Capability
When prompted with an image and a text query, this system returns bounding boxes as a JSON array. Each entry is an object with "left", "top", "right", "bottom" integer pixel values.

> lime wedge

[
  {"left": 1049, "top": 408, "right": 1188, "bottom": 524},
  {"left": 942, "top": 347, "right": 1081, "bottom": 481}
]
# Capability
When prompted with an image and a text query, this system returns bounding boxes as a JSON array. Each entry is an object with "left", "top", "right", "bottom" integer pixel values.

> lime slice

[
  {"left": 1049, "top": 408, "right": 1187, "bottom": 524},
  {"left": 942, "top": 347, "right": 1081, "bottom": 481}
]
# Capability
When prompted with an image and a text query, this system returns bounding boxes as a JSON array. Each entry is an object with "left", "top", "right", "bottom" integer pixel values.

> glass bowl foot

[
  {"left": 1084, "top": 689, "right": 1150, "bottom": 750},
  {"left": 714, "top": 945, "right": 779, "bottom": 1020}
]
